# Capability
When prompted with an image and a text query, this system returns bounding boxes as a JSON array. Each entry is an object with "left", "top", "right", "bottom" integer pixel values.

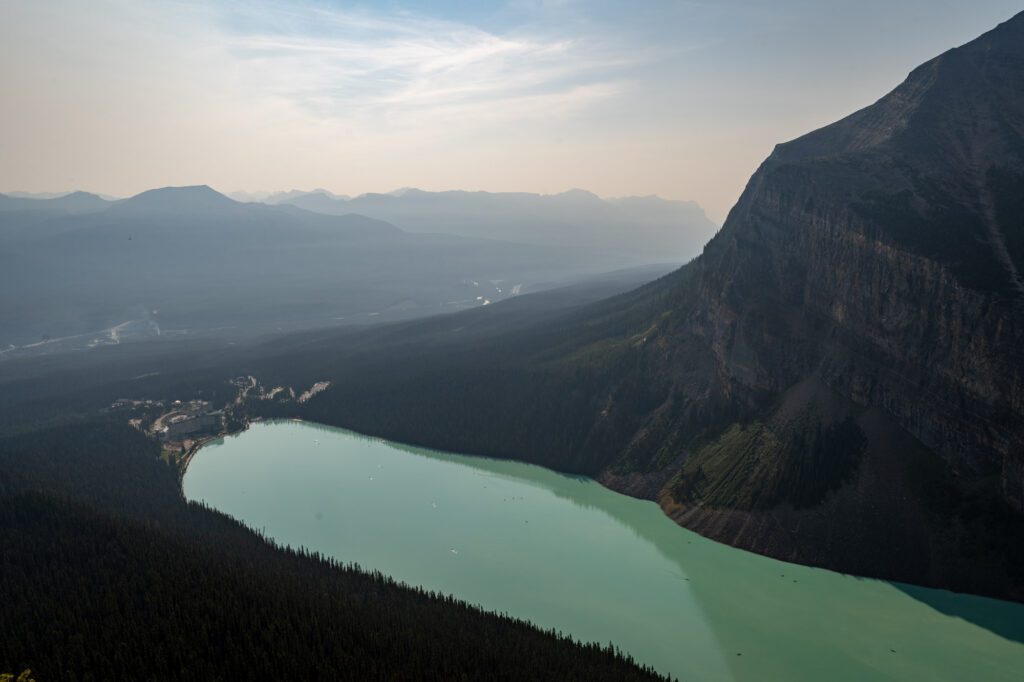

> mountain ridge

[
  {"left": 0, "top": 190, "right": 111, "bottom": 215},
  {"left": 273, "top": 186, "right": 718, "bottom": 265},
  {"left": 115, "top": 185, "right": 240, "bottom": 214}
]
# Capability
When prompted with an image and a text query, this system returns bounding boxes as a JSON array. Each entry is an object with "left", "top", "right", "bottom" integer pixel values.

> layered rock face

[
  {"left": 698, "top": 11, "right": 1024, "bottom": 503},
  {"left": 597, "top": 12, "right": 1024, "bottom": 598}
]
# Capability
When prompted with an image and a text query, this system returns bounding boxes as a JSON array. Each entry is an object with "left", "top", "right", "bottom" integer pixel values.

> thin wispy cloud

[{"left": 208, "top": 2, "right": 635, "bottom": 129}]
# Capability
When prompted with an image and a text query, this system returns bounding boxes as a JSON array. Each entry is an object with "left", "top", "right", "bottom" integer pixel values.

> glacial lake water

[{"left": 184, "top": 419, "right": 1024, "bottom": 681}]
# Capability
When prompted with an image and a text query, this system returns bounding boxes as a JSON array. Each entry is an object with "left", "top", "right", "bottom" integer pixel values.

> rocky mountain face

[
  {"left": 592, "top": 12, "right": 1024, "bottom": 597},
  {"left": 686, "top": 12, "right": 1023, "bottom": 489}
]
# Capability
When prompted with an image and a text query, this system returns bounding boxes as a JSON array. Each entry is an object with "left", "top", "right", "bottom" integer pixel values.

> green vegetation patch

[{"left": 672, "top": 416, "right": 866, "bottom": 511}]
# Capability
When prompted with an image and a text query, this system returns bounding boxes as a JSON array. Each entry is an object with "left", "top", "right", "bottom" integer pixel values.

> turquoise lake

[{"left": 183, "top": 419, "right": 1024, "bottom": 681}]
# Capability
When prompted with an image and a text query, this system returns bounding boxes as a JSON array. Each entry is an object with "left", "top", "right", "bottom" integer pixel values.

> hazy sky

[{"left": 1, "top": 1, "right": 1020, "bottom": 221}]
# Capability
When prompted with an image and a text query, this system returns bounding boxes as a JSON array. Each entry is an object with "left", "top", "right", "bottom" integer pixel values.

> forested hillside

[{"left": 0, "top": 394, "right": 665, "bottom": 680}]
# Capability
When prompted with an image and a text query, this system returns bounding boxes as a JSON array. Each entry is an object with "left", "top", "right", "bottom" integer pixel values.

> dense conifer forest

[{"left": 0, "top": 363, "right": 667, "bottom": 680}]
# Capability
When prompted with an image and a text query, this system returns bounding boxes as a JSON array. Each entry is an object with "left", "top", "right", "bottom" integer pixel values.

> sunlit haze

[{"left": 1, "top": 0, "right": 1020, "bottom": 221}]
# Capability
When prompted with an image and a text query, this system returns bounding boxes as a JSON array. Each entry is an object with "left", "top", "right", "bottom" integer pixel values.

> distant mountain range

[
  {"left": 228, "top": 188, "right": 352, "bottom": 204},
  {"left": 226, "top": 187, "right": 717, "bottom": 263},
  {"left": 248, "top": 11, "right": 1024, "bottom": 602},
  {"left": 3, "top": 190, "right": 122, "bottom": 201},
  {"left": 0, "top": 185, "right": 679, "bottom": 349},
  {"left": 0, "top": 190, "right": 111, "bottom": 215}
]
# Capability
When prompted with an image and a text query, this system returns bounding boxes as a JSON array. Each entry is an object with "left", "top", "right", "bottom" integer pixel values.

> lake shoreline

[
  {"left": 182, "top": 415, "right": 1024, "bottom": 612},
  {"left": 183, "top": 419, "right": 1024, "bottom": 682}
]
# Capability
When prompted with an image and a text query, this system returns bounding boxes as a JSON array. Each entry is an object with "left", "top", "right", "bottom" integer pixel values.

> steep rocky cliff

[{"left": 594, "top": 11, "right": 1024, "bottom": 598}]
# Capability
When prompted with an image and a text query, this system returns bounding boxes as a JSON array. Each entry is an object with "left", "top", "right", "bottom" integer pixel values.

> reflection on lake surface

[{"left": 184, "top": 420, "right": 1024, "bottom": 681}]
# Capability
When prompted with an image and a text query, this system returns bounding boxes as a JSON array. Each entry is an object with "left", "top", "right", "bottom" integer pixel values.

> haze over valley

[{"left": 1, "top": 185, "right": 710, "bottom": 351}]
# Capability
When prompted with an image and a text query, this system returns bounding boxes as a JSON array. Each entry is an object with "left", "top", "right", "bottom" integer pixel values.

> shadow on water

[
  {"left": 892, "top": 583, "right": 1024, "bottom": 644},
  {"left": 368, "top": 421, "right": 1024, "bottom": 648}
]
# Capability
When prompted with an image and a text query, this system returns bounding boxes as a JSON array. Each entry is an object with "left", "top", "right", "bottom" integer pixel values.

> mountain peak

[
  {"left": 984, "top": 9, "right": 1024, "bottom": 42},
  {"left": 59, "top": 191, "right": 104, "bottom": 202},
  {"left": 555, "top": 188, "right": 602, "bottom": 201},
  {"left": 387, "top": 187, "right": 423, "bottom": 197},
  {"left": 771, "top": 10, "right": 1024, "bottom": 168},
  {"left": 121, "top": 185, "right": 236, "bottom": 211},
  {"left": 307, "top": 188, "right": 341, "bottom": 198}
]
